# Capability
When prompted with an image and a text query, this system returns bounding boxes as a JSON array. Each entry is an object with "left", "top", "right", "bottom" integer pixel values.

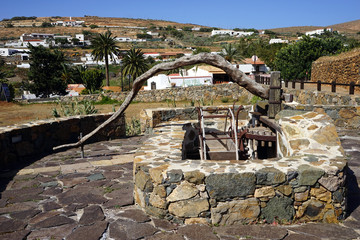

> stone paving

[{"left": 0, "top": 131, "right": 359, "bottom": 240}]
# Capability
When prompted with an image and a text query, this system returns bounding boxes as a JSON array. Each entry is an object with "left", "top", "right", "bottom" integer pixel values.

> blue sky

[{"left": 1, "top": 0, "right": 359, "bottom": 29}]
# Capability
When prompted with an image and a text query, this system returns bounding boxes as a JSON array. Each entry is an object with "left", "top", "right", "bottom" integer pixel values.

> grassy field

[{"left": 0, "top": 99, "right": 236, "bottom": 127}]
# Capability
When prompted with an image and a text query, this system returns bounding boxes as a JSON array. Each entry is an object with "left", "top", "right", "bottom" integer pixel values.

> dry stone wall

[
  {"left": 0, "top": 113, "right": 126, "bottom": 169},
  {"left": 311, "top": 48, "right": 360, "bottom": 84}
]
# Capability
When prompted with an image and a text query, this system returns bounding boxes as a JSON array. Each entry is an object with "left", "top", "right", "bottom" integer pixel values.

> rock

[
  {"left": 0, "top": 217, "right": 26, "bottom": 234},
  {"left": 184, "top": 170, "right": 205, "bottom": 184},
  {"left": 149, "top": 191, "right": 167, "bottom": 209},
  {"left": 0, "top": 230, "right": 30, "bottom": 240},
  {"left": 254, "top": 186, "right": 275, "bottom": 198},
  {"left": 310, "top": 186, "right": 332, "bottom": 203},
  {"left": 10, "top": 209, "right": 41, "bottom": 220},
  {"left": 144, "top": 205, "right": 167, "bottom": 218},
  {"left": 67, "top": 221, "right": 108, "bottom": 240},
  {"left": 149, "top": 165, "right": 169, "bottom": 184},
  {"left": 296, "top": 199, "right": 325, "bottom": 221},
  {"left": 57, "top": 187, "right": 107, "bottom": 205},
  {"left": 145, "top": 232, "right": 184, "bottom": 240},
  {"left": 33, "top": 215, "right": 75, "bottom": 229},
  {"left": 184, "top": 218, "right": 208, "bottom": 225},
  {"left": 166, "top": 169, "right": 183, "bottom": 183},
  {"left": 206, "top": 173, "right": 256, "bottom": 200},
  {"left": 290, "top": 223, "right": 359, "bottom": 239},
  {"left": 298, "top": 165, "right": 324, "bottom": 186},
  {"left": 79, "top": 205, "right": 105, "bottom": 225},
  {"left": 211, "top": 198, "right": 260, "bottom": 225},
  {"left": 311, "top": 125, "right": 341, "bottom": 146},
  {"left": 26, "top": 223, "right": 76, "bottom": 240},
  {"left": 135, "top": 170, "right": 153, "bottom": 192},
  {"left": 275, "top": 185, "right": 292, "bottom": 196},
  {"left": 215, "top": 224, "right": 288, "bottom": 240},
  {"left": 290, "top": 139, "right": 310, "bottom": 150},
  {"left": 178, "top": 224, "right": 219, "bottom": 240},
  {"left": 87, "top": 173, "right": 105, "bottom": 181},
  {"left": 261, "top": 196, "right": 294, "bottom": 223},
  {"left": 294, "top": 190, "right": 309, "bottom": 202},
  {"left": 169, "top": 199, "right": 209, "bottom": 218},
  {"left": 117, "top": 209, "right": 150, "bottom": 223},
  {"left": 153, "top": 185, "right": 166, "bottom": 198},
  {"left": 318, "top": 175, "right": 342, "bottom": 192},
  {"left": 110, "top": 219, "right": 157, "bottom": 240},
  {"left": 42, "top": 201, "right": 62, "bottom": 211},
  {"left": 256, "top": 167, "right": 286, "bottom": 185},
  {"left": 167, "top": 181, "right": 199, "bottom": 202},
  {"left": 152, "top": 218, "right": 177, "bottom": 231}
]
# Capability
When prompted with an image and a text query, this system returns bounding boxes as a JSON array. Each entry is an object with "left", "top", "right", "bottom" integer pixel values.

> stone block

[
  {"left": 261, "top": 196, "right": 294, "bottom": 223},
  {"left": 166, "top": 181, "right": 198, "bottom": 202},
  {"left": 256, "top": 167, "right": 286, "bottom": 185},
  {"left": 211, "top": 198, "right": 260, "bottom": 225},
  {"left": 206, "top": 173, "right": 256, "bottom": 200},
  {"left": 298, "top": 165, "right": 324, "bottom": 186},
  {"left": 168, "top": 198, "right": 209, "bottom": 218}
]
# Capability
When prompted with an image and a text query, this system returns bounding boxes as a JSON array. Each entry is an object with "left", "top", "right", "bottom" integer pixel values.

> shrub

[{"left": 221, "top": 97, "right": 229, "bottom": 103}]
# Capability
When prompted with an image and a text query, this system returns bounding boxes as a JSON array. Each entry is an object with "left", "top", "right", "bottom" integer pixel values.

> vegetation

[
  {"left": 219, "top": 43, "right": 243, "bottom": 63},
  {"left": 126, "top": 117, "right": 141, "bottom": 136},
  {"left": 273, "top": 35, "right": 347, "bottom": 80},
  {"left": 41, "top": 22, "right": 53, "bottom": 28},
  {"left": 2, "top": 16, "right": 37, "bottom": 21},
  {"left": 81, "top": 68, "right": 104, "bottom": 93},
  {"left": 192, "top": 47, "right": 211, "bottom": 55},
  {"left": 121, "top": 48, "right": 149, "bottom": 89},
  {"left": 91, "top": 30, "right": 120, "bottom": 86},
  {"left": 24, "top": 45, "right": 67, "bottom": 97},
  {"left": 52, "top": 100, "right": 98, "bottom": 117}
]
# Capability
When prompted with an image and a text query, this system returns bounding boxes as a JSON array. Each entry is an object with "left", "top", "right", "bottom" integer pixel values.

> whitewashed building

[
  {"left": 305, "top": 28, "right": 333, "bottom": 36},
  {"left": 211, "top": 30, "right": 254, "bottom": 37},
  {"left": 269, "top": 38, "right": 289, "bottom": 44}
]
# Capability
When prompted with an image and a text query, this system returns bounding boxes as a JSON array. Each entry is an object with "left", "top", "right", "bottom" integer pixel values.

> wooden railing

[{"left": 255, "top": 75, "right": 360, "bottom": 95}]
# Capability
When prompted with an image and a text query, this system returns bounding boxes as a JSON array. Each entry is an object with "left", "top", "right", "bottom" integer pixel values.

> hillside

[
  {"left": 328, "top": 19, "right": 360, "bottom": 33},
  {"left": 0, "top": 16, "right": 206, "bottom": 39}
]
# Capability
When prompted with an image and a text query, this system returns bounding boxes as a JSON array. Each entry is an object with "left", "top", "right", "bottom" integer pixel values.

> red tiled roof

[{"left": 168, "top": 73, "right": 180, "bottom": 76}]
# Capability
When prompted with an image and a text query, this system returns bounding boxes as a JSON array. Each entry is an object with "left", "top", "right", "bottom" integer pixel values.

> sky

[{"left": 1, "top": 0, "right": 359, "bottom": 29}]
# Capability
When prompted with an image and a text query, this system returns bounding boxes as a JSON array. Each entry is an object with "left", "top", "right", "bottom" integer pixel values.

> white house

[
  {"left": 269, "top": 38, "right": 289, "bottom": 44},
  {"left": 211, "top": 30, "right": 254, "bottom": 37},
  {"left": 305, "top": 28, "right": 333, "bottom": 36},
  {"left": 144, "top": 67, "right": 213, "bottom": 90},
  {"left": 0, "top": 48, "right": 17, "bottom": 56},
  {"left": 146, "top": 31, "right": 159, "bottom": 37}
]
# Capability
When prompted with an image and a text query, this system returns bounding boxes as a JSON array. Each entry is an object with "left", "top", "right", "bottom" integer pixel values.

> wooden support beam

[{"left": 268, "top": 71, "right": 282, "bottom": 119}]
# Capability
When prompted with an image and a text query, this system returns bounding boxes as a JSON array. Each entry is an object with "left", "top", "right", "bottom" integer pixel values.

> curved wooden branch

[{"left": 53, "top": 53, "right": 269, "bottom": 151}]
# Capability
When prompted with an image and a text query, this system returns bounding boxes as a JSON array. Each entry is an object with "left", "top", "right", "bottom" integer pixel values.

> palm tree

[
  {"left": 91, "top": 31, "right": 120, "bottom": 86},
  {"left": 219, "top": 43, "right": 244, "bottom": 63},
  {"left": 121, "top": 48, "right": 149, "bottom": 89}
]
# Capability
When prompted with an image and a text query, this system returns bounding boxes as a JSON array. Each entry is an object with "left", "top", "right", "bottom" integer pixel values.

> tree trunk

[
  {"left": 105, "top": 54, "right": 110, "bottom": 86},
  {"left": 53, "top": 53, "right": 269, "bottom": 151}
]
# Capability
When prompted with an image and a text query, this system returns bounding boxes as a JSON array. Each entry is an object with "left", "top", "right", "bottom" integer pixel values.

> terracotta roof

[
  {"left": 168, "top": 73, "right": 180, "bottom": 76},
  {"left": 242, "top": 58, "right": 265, "bottom": 65},
  {"left": 198, "top": 65, "right": 225, "bottom": 74}
]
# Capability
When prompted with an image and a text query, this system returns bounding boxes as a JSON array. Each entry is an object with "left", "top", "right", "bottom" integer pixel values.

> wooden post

[
  {"left": 268, "top": 71, "right": 281, "bottom": 119},
  {"left": 331, "top": 80, "right": 336, "bottom": 93},
  {"left": 300, "top": 79, "right": 304, "bottom": 89},
  {"left": 349, "top": 81, "right": 355, "bottom": 95},
  {"left": 292, "top": 81, "right": 296, "bottom": 89},
  {"left": 317, "top": 80, "right": 322, "bottom": 91},
  {"left": 285, "top": 80, "right": 288, "bottom": 88}
]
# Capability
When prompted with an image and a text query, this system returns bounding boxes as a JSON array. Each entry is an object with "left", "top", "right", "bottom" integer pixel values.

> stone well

[{"left": 134, "top": 107, "right": 347, "bottom": 225}]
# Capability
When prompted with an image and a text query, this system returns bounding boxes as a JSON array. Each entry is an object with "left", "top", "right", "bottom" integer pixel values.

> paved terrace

[{"left": 0, "top": 130, "right": 359, "bottom": 240}]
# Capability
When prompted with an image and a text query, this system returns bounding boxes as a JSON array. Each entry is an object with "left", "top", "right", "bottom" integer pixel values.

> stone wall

[
  {"left": 58, "top": 83, "right": 254, "bottom": 103},
  {"left": 0, "top": 113, "right": 126, "bottom": 170},
  {"left": 311, "top": 48, "right": 360, "bottom": 84},
  {"left": 134, "top": 109, "right": 347, "bottom": 225}
]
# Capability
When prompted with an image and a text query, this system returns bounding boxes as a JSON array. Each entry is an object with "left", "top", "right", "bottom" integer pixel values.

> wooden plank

[
  {"left": 259, "top": 116, "right": 282, "bottom": 134},
  {"left": 268, "top": 71, "right": 281, "bottom": 119}
]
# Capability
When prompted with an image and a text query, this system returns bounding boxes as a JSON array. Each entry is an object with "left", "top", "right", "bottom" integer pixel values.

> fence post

[
  {"left": 255, "top": 75, "right": 260, "bottom": 83},
  {"left": 285, "top": 80, "right": 288, "bottom": 88},
  {"left": 300, "top": 79, "right": 304, "bottom": 90},
  {"left": 268, "top": 71, "right": 281, "bottom": 119},
  {"left": 292, "top": 81, "right": 296, "bottom": 89},
  {"left": 331, "top": 80, "right": 336, "bottom": 93},
  {"left": 349, "top": 81, "right": 355, "bottom": 95},
  {"left": 317, "top": 81, "right": 321, "bottom": 91}
]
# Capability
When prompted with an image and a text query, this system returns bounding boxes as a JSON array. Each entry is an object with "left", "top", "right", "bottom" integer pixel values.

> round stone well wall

[{"left": 133, "top": 108, "right": 347, "bottom": 225}]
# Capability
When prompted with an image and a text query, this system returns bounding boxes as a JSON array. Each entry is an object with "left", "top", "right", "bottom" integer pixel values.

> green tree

[
  {"left": 81, "top": 68, "right": 104, "bottom": 93},
  {"left": 121, "top": 48, "right": 149, "bottom": 89},
  {"left": 219, "top": 43, "right": 244, "bottom": 63},
  {"left": 91, "top": 31, "right": 120, "bottom": 86},
  {"left": 192, "top": 47, "right": 211, "bottom": 55},
  {"left": 274, "top": 36, "right": 345, "bottom": 80},
  {"left": 25, "top": 45, "right": 67, "bottom": 97}
]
